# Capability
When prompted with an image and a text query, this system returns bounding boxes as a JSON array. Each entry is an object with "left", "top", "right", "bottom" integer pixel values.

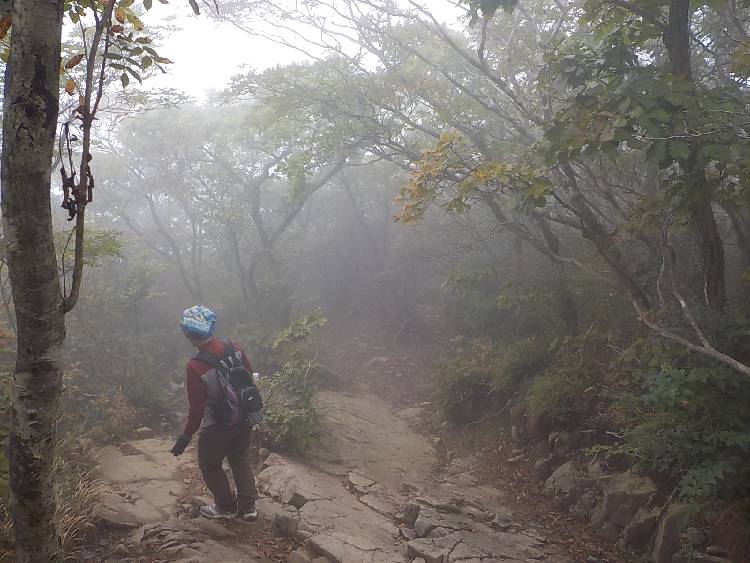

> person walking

[{"left": 171, "top": 305, "right": 259, "bottom": 520}]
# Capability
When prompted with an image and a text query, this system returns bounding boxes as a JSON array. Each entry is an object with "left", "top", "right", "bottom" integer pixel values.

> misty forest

[{"left": 1, "top": 0, "right": 750, "bottom": 561}]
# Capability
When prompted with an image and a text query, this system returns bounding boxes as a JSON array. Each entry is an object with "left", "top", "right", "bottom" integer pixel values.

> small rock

[
  {"left": 347, "top": 471, "right": 376, "bottom": 491},
  {"left": 706, "top": 546, "right": 730, "bottom": 557},
  {"left": 462, "top": 505, "right": 493, "bottom": 523},
  {"left": 407, "top": 537, "right": 452, "bottom": 562},
  {"left": 275, "top": 512, "right": 299, "bottom": 537},
  {"left": 399, "top": 527, "right": 418, "bottom": 540},
  {"left": 159, "top": 544, "right": 186, "bottom": 558},
  {"left": 288, "top": 548, "right": 313, "bottom": 563},
  {"left": 415, "top": 496, "right": 461, "bottom": 514},
  {"left": 97, "top": 512, "right": 140, "bottom": 530},
  {"left": 134, "top": 426, "right": 151, "bottom": 435},
  {"left": 489, "top": 513, "right": 513, "bottom": 531},
  {"left": 674, "top": 552, "right": 731, "bottom": 563},
  {"left": 414, "top": 512, "right": 437, "bottom": 538},
  {"left": 400, "top": 502, "right": 421, "bottom": 527}
]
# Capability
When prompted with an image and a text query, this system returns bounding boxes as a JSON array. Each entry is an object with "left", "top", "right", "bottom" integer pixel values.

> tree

[
  {"left": 0, "top": 0, "right": 170, "bottom": 558},
  {"left": 1, "top": 3, "right": 67, "bottom": 559},
  {"left": 96, "top": 100, "right": 345, "bottom": 329}
]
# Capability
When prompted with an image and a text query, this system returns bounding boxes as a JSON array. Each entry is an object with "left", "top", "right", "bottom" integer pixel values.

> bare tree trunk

[
  {"left": 0, "top": 1, "right": 66, "bottom": 561},
  {"left": 533, "top": 215, "right": 579, "bottom": 335},
  {"left": 691, "top": 194, "right": 727, "bottom": 310},
  {"left": 664, "top": 0, "right": 727, "bottom": 310},
  {"left": 665, "top": 0, "right": 692, "bottom": 80}
]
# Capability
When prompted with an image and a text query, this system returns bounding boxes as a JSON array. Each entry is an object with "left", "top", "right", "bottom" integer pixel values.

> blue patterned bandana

[{"left": 180, "top": 305, "right": 217, "bottom": 338}]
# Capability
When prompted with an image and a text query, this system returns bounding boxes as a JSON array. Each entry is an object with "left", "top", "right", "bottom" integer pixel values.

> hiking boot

[
  {"left": 199, "top": 504, "right": 237, "bottom": 519},
  {"left": 238, "top": 500, "right": 258, "bottom": 521}
]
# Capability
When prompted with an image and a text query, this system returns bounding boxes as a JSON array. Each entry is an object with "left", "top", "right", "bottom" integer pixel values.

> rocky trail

[{"left": 87, "top": 318, "right": 584, "bottom": 562}]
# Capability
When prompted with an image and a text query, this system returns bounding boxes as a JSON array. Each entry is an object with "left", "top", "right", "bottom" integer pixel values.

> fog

[{"left": 2, "top": 0, "right": 750, "bottom": 560}]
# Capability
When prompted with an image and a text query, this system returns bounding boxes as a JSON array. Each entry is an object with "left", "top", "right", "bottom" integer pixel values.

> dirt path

[
  {"left": 88, "top": 316, "right": 577, "bottom": 562},
  {"left": 264, "top": 316, "right": 574, "bottom": 562}
]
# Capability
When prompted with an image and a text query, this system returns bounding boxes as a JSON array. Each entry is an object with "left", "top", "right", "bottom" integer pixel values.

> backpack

[{"left": 195, "top": 341, "right": 264, "bottom": 427}]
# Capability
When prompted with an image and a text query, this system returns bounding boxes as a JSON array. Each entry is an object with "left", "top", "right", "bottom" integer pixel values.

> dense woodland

[{"left": 1, "top": 0, "right": 750, "bottom": 561}]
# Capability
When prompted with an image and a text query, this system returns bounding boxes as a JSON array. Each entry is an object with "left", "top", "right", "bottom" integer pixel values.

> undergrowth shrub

[
  {"left": 236, "top": 311, "right": 326, "bottom": 452},
  {"left": 441, "top": 337, "right": 498, "bottom": 423},
  {"left": 0, "top": 436, "right": 102, "bottom": 560},
  {"left": 440, "top": 335, "right": 552, "bottom": 422},
  {"left": 524, "top": 329, "right": 626, "bottom": 427},
  {"left": 62, "top": 365, "right": 140, "bottom": 442},
  {"left": 617, "top": 364, "right": 750, "bottom": 502}
]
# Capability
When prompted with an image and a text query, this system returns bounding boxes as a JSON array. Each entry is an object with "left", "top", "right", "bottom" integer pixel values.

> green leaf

[
  {"left": 125, "top": 66, "right": 142, "bottom": 84},
  {"left": 144, "top": 0, "right": 153, "bottom": 9},
  {"left": 120, "top": 72, "right": 129, "bottom": 88},
  {"left": 189, "top": 0, "right": 200, "bottom": 15}
]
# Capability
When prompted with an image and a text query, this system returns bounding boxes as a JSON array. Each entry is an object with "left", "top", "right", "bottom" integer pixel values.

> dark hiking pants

[{"left": 197, "top": 424, "right": 258, "bottom": 513}]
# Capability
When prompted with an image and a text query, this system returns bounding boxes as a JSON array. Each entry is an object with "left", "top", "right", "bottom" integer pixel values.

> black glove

[{"left": 171, "top": 434, "right": 190, "bottom": 456}]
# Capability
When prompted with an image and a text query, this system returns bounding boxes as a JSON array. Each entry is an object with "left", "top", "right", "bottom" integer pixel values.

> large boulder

[
  {"left": 543, "top": 460, "right": 590, "bottom": 509},
  {"left": 652, "top": 503, "right": 695, "bottom": 563},
  {"left": 601, "top": 472, "right": 657, "bottom": 528},
  {"left": 621, "top": 505, "right": 660, "bottom": 551},
  {"left": 533, "top": 456, "right": 558, "bottom": 481}
]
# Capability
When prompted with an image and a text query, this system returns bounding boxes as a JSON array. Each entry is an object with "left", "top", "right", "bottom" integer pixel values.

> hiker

[{"left": 171, "top": 305, "right": 260, "bottom": 521}]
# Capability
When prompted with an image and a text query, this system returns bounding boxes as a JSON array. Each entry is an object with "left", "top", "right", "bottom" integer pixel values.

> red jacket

[{"left": 183, "top": 338, "right": 253, "bottom": 438}]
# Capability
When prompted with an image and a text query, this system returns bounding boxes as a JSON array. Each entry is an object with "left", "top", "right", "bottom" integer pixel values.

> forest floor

[{"left": 85, "top": 315, "right": 614, "bottom": 562}]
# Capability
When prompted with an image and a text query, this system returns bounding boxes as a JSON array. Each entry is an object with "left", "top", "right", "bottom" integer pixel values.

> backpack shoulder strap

[
  {"left": 194, "top": 351, "right": 220, "bottom": 368},
  {"left": 194, "top": 341, "right": 235, "bottom": 370}
]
